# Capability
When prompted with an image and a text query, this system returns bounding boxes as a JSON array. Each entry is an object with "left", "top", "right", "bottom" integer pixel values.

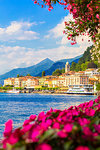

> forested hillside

[{"left": 70, "top": 46, "right": 100, "bottom": 72}]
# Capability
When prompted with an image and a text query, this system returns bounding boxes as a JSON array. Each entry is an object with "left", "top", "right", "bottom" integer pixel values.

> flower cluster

[
  {"left": 0, "top": 96, "right": 100, "bottom": 150},
  {"left": 32, "top": 0, "right": 100, "bottom": 42},
  {"left": 32, "top": 0, "right": 100, "bottom": 61}
]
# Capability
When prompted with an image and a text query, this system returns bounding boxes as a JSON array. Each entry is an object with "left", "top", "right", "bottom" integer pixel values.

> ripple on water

[{"left": 0, "top": 93, "right": 96, "bottom": 137}]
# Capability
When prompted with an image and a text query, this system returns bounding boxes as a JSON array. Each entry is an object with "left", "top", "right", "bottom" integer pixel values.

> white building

[
  {"left": 65, "top": 62, "right": 70, "bottom": 73},
  {"left": 85, "top": 68, "right": 100, "bottom": 77}
]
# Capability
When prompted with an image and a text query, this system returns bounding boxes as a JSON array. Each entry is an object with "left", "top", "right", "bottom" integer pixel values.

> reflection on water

[{"left": 0, "top": 93, "right": 96, "bottom": 137}]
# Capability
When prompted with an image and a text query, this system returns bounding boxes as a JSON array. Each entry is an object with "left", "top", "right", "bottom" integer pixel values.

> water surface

[{"left": 0, "top": 93, "right": 96, "bottom": 137}]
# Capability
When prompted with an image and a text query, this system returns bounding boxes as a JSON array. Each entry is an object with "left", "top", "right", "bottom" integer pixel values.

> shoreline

[{"left": 0, "top": 90, "right": 97, "bottom": 96}]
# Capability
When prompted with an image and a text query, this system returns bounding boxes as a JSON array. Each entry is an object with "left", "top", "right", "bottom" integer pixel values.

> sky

[{"left": 0, "top": 0, "right": 93, "bottom": 75}]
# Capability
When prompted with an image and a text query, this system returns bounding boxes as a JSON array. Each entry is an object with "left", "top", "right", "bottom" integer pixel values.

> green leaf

[
  {"left": 14, "top": 146, "right": 26, "bottom": 150},
  {"left": 39, "top": 129, "right": 55, "bottom": 143},
  {"left": 96, "top": 147, "right": 100, "bottom": 150},
  {"left": 64, "top": 141, "right": 72, "bottom": 150},
  {"left": 6, "top": 144, "right": 12, "bottom": 150}
]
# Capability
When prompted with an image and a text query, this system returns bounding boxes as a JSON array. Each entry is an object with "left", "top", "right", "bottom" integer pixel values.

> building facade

[{"left": 65, "top": 62, "right": 70, "bottom": 73}]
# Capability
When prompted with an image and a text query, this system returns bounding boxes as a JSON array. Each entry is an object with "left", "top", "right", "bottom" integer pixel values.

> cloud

[
  {"left": 0, "top": 43, "right": 91, "bottom": 75},
  {"left": 0, "top": 21, "right": 39, "bottom": 41},
  {"left": 45, "top": 14, "right": 73, "bottom": 39},
  {"left": 44, "top": 13, "right": 93, "bottom": 47}
]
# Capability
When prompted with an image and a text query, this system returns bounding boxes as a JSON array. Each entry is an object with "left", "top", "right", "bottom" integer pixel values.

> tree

[
  {"left": 52, "top": 69, "right": 62, "bottom": 76},
  {"left": 17, "top": 74, "right": 19, "bottom": 78},
  {"left": 27, "top": 74, "right": 31, "bottom": 76},
  {"left": 70, "top": 62, "right": 76, "bottom": 71},
  {"left": 81, "top": 62, "right": 88, "bottom": 71},
  {"left": 87, "top": 62, "right": 97, "bottom": 68},
  {"left": 42, "top": 71, "right": 45, "bottom": 77},
  {"left": 61, "top": 68, "right": 65, "bottom": 73},
  {"left": 78, "top": 46, "right": 92, "bottom": 64},
  {"left": 75, "top": 64, "right": 81, "bottom": 72},
  {"left": 33, "top": 0, "right": 100, "bottom": 61},
  {"left": 96, "top": 83, "right": 100, "bottom": 91}
]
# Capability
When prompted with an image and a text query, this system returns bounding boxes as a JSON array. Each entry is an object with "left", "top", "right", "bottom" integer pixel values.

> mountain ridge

[{"left": 0, "top": 55, "right": 82, "bottom": 85}]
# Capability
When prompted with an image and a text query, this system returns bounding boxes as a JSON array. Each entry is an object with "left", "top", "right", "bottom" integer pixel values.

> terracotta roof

[
  {"left": 85, "top": 69, "right": 95, "bottom": 71},
  {"left": 89, "top": 78, "right": 97, "bottom": 81},
  {"left": 77, "top": 71, "right": 85, "bottom": 73},
  {"left": 58, "top": 78, "right": 65, "bottom": 80}
]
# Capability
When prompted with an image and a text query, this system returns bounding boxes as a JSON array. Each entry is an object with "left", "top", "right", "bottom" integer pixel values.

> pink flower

[
  {"left": 38, "top": 111, "right": 46, "bottom": 121},
  {"left": 96, "top": 14, "right": 99, "bottom": 19},
  {"left": 64, "top": 124, "right": 73, "bottom": 133},
  {"left": 78, "top": 118, "right": 90, "bottom": 126},
  {"left": 53, "top": 122, "right": 60, "bottom": 129},
  {"left": 48, "top": 8, "right": 51, "bottom": 11},
  {"left": 63, "top": 30, "right": 65, "bottom": 34},
  {"left": 83, "top": 127, "right": 92, "bottom": 136},
  {"left": 3, "top": 119, "right": 13, "bottom": 137},
  {"left": 3, "top": 129, "right": 20, "bottom": 148},
  {"left": 8, "top": 133, "right": 19, "bottom": 145},
  {"left": 96, "top": 6, "right": 98, "bottom": 9},
  {"left": 23, "top": 119, "right": 30, "bottom": 126},
  {"left": 57, "top": 130, "right": 67, "bottom": 138},
  {"left": 21, "top": 124, "right": 32, "bottom": 133},
  {"left": 67, "top": 4, "right": 72, "bottom": 11},
  {"left": 32, "top": 130, "right": 39, "bottom": 142},
  {"left": 68, "top": 37, "right": 70, "bottom": 40},
  {"left": 87, "top": 4, "right": 90, "bottom": 8},
  {"left": 46, "top": 119, "right": 52, "bottom": 126},
  {"left": 73, "top": 9, "right": 77, "bottom": 13},
  {"left": 89, "top": 109, "right": 95, "bottom": 116},
  {"left": 75, "top": 146, "right": 90, "bottom": 150},
  {"left": 80, "top": 21, "right": 82, "bottom": 24},
  {"left": 75, "top": 20, "right": 77, "bottom": 24},
  {"left": 35, "top": 143, "right": 52, "bottom": 150},
  {"left": 29, "top": 115, "right": 36, "bottom": 121},
  {"left": 94, "top": 124, "right": 100, "bottom": 134},
  {"left": 70, "top": 34, "right": 72, "bottom": 37},
  {"left": 88, "top": 100, "right": 93, "bottom": 107}
]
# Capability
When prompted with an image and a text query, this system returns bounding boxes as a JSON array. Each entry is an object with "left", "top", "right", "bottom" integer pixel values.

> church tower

[{"left": 65, "top": 62, "right": 70, "bottom": 73}]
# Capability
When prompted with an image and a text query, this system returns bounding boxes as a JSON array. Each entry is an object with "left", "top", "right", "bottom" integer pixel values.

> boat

[
  {"left": 66, "top": 84, "right": 94, "bottom": 95},
  {"left": 7, "top": 88, "right": 20, "bottom": 94}
]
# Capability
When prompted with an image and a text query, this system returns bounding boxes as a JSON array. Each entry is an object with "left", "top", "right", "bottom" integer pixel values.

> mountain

[
  {"left": 0, "top": 58, "right": 54, "bottom": 85},
  {"left": 36, "top": 55, "right": 82, "bottom": 76},
  {"left": 0, "top": 55, "right": 82, "bottom": 85},
  {"left": 70, "top": 45, "right": 95, "bottom": 72},
  {"left": 57, "top": 55, "right": 83, "bottom": 63}
]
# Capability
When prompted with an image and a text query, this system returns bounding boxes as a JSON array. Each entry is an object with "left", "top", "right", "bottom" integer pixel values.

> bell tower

[{"left": 65, "top": 62, "right": 70, "bottom": 73}]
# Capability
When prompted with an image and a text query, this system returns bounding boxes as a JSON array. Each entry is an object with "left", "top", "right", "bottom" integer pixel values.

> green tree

[
  {"left": 87, "top": 62, "right": 97, "bottom": 69},
  {"left": 78, "top": 46, "right": 92, "bottom": 64},
  {"left": 70, "top": 62, "right": 76, "bottom": 71},
  {"left": 27, "top": 74, "right": 31, "bottom": 76},
  {"left": 75, "top": 64, "right": 82, "bottom": 72},
  {"left": 61, "top": 68, "right": 65, "bottom": 73},
  {"left": 96, "top": 83, "right": 100, "bottom": 91},
  {"left": 52, "top": 69, "right": 62, "bottom": 76},
  {"left": 42, "top": 71, "right": 45, "bottom": 77},
  {"left": 81, "top": 62, "right": 89, "bottom": 71},
  {"left": 17, "top": 74, "right": 19, "bottom": 78}
]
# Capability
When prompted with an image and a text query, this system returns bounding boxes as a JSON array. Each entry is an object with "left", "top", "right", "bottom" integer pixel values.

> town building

[
  {"left": 65, "top": 74, "right": 89, "bottom": 86},
  {"left": 4, "top": 78, "right": 15, "bottom": 86},
  {"left": 65, "top": 62, "right": 70, "bottom": 73},
  {"left": 85, "top": 68, "right": 100, "bottom": 77}
]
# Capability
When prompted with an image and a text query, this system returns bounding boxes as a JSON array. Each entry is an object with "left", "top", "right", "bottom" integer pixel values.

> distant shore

[{"left": 0, "top": 89, "right": 99, "bottom": 95}]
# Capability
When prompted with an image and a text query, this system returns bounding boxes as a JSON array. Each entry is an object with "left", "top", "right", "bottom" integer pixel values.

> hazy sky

[{"left": 0, "top": 0, "right": 93, "bottom": 75}]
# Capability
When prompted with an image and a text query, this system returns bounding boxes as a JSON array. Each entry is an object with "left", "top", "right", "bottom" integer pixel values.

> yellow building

[
  {"left": 65, "top": 74, "right": 89, "bottom": 86},
  {"left": 4, "top": 78, "right": 15, "bottom": 86}
]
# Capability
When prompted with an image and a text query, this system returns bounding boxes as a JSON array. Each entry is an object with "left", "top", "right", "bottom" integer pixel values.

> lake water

[{"left": 0, "top": 93, "right": 96, "bottom": 138}]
